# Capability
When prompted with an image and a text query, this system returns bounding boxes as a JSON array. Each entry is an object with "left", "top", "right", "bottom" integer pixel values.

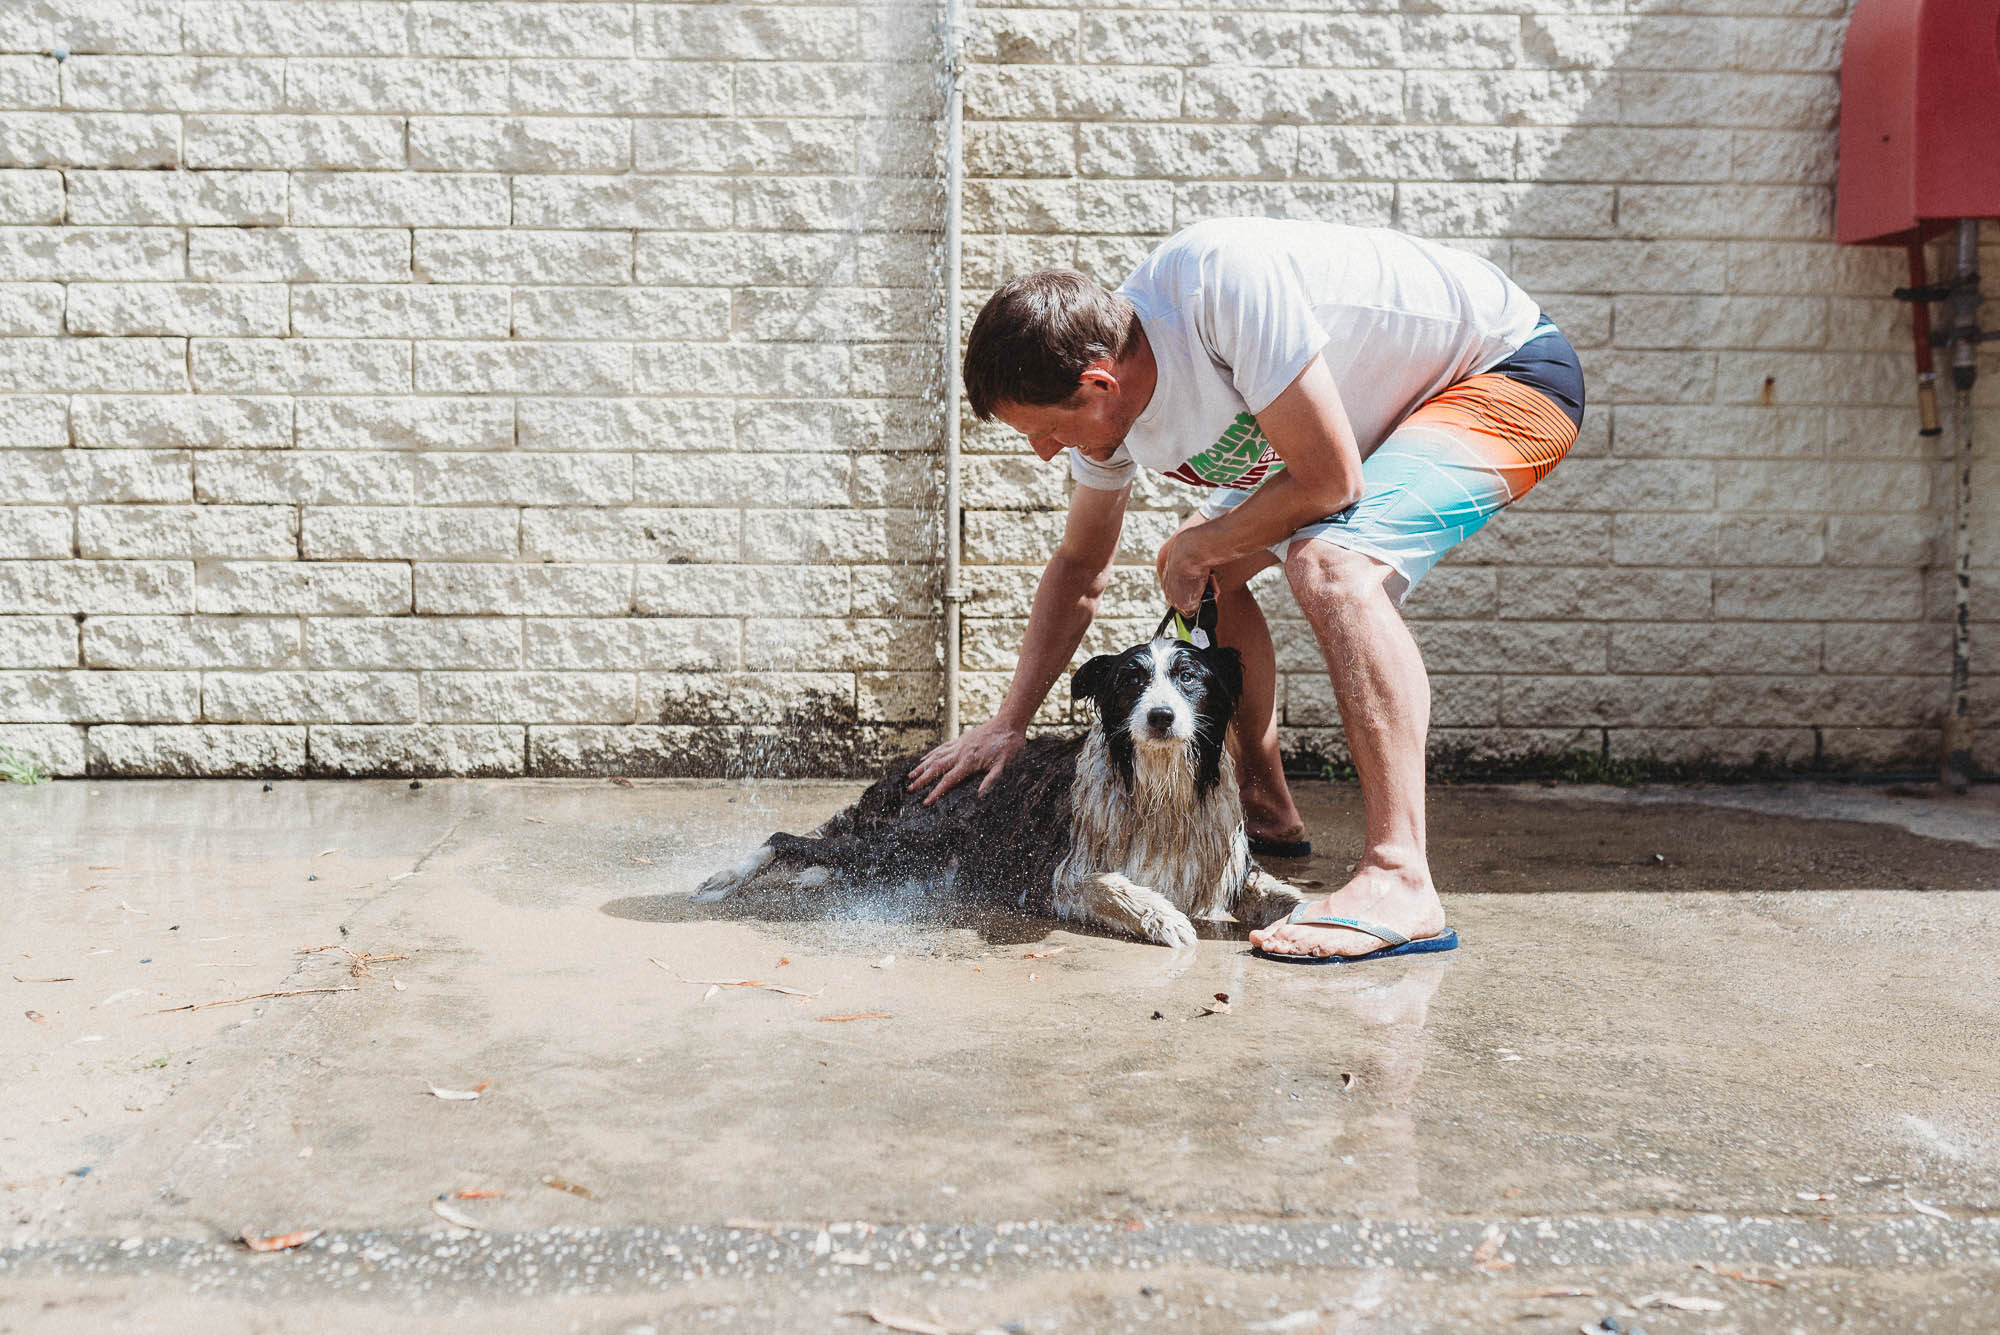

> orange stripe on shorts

[{"left": 1396, "top": 372, "right": 1578, "bottom": 500}]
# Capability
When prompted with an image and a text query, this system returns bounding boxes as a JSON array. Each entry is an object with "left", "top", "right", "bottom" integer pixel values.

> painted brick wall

[
  {"left": 0, "top": 0, "right": 1992, "bottom": 779},
  {"left": 0, "top": 0, "right": 949, "bottom": 777},
  {"left": 959, "top": 0, "right": 1996, "bottom": 776}
]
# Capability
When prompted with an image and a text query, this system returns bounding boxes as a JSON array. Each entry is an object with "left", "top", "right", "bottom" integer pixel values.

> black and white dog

[{"left": 692, "top": 595, "right": 1308, "bottom": 946}]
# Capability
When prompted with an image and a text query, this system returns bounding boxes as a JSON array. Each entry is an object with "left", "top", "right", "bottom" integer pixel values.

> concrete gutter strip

[{"left": 4, "top": 1217, "right": 1998, "bottom": 1298}]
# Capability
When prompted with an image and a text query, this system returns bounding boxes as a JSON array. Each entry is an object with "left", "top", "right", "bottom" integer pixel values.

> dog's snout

[{"left": 1146, "top": 706, "right": 1176, "bottom": 732}]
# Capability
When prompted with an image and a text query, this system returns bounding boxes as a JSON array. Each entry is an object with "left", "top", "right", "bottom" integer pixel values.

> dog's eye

[{"left": 1174, "top": 663, "right": 1202, "bottom": 684}]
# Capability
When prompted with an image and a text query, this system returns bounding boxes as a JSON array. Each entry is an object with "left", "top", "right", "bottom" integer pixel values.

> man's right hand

[{"left": 905, "top": 717, "right": 1027, "bottom": 805}]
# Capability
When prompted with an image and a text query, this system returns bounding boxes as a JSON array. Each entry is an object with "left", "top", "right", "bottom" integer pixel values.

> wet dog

[{"left": 691, "top": 613, "right": 1308, "bottom": 947}]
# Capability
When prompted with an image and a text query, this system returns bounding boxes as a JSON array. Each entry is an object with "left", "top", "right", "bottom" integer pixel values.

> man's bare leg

[
  {"left": 1212, "top": 561, "right": 1304, "bottom": 846},
  {"left": 1248, "top": 543, "right": 1445, "bottom": 958}
]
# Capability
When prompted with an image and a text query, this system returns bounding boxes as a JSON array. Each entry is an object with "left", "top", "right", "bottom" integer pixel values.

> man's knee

[{"left": 1285, "top": 541, "right": 1395, "bottom": 623}]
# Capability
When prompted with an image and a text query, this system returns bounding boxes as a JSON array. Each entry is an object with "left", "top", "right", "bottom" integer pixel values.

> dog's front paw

[
  {"left": 1142, "top": 907, "right": 1198, "bottom": 949},
  {"left": 690, "top": 869, "right": 740, "bottom": 903},
  {"left": 691, "top": 842, "right": 775, "bottom": 903}
]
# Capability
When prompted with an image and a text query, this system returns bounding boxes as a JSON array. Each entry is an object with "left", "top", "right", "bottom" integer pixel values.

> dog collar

[{"left": 1155, "top": 583, "right": 1220, "bottom": 650}]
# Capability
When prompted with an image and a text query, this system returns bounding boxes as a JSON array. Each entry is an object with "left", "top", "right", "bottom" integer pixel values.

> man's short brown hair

[{"left": 962, "top": 270, "right": 1141, "bottom": 420}]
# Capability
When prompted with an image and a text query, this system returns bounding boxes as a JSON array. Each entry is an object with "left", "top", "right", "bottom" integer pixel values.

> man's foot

[{"left": 1247, "top": 862, "right": 1444, "bottom": 960}]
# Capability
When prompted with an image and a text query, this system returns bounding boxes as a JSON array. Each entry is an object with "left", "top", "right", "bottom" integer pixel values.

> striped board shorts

[{"left": 1199, "top": 318, "right": 1585, "bottom": 605}]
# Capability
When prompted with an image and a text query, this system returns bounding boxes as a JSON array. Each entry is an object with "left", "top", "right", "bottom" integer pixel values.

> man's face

[{"left": 993, "top": 367, "right": 1128, "bottom": 463}]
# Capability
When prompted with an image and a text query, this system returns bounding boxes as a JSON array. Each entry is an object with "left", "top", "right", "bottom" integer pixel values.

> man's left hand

[{"left": 1155, "top": 524, "right": 1213, "bottom": 613}]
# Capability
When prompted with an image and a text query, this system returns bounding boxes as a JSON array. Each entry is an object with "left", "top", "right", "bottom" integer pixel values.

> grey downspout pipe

[
  {"left": 940, "top": 0, "right": 966, "bottom": 740},
  {"left": 1942, "top": 219, "right": 1979, "bottom": 792}
]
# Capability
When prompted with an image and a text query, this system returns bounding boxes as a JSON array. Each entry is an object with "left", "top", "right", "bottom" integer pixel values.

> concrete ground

[{"left": 5, "top": 775, "right": 1998, "bottom": 1334}]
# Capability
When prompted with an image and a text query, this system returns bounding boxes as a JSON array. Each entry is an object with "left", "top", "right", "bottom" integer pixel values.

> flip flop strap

[{"left": 1282, "top": 907, "right": 1410, "bottom": 946}]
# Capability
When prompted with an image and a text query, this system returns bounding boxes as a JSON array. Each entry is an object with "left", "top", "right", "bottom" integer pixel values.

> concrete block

[
  {"left": 424, "top": 671, "right": 635, "bottom": 724},
  {"left": 0, "top": 228, "right": 183, "bottom": 283},
  {"left": 88, "top": 723, "right": 306, "bottom": 777},
  {"left": 414, "top": 230, "right": 632, "bottom": 285},
  {"left": 523, "top": 618, "right": 738, "bottom": 672},
  {"left": 0, "top": 722, "right": 84, "bottom": 774},
  {"left": 307, "top": 616, "right": 523, "bottom": 671},
  {"left": 1, "top": 449, "right": 191, "bottom": 503},
  {"left": 510, "top": 59, "right": 732, "bottom": 117},
  {"left": 78, "top": 504, "right": 295, "bottom": 559},
  {"left": 646, "top": 671, "right": 853, "bottom": 725},
  {"left": 296, "top": 397, "right": 512, "bottom": 452},
  {"left": 60, "top": 55, "right": 284, "bottom": 111},
  {"left": 286, "top": 58, "right": 512, "bottom": 114},
  {"left": 197, "top": 561, "right": 410, "bottom": 615},
  {"left": 520, "top": 397, "right": 732, "bottom": 453},
  {"left": 414, "top": 563, "right": 629, "bottom": 616},
  {"left": 0, "top": 668, "right": 198, "bottom": 722},
  {"left": 291, "top": 172, "right": 509, "bottom": 227},
  {"left": 302, "top": 507, "right": 519, "bottom": 561},
  {"left": 513, "top": 287, "right": 731, "bottom": 342},
  {"left": 203, "top": 669, "right": 417, "bottom": 723},
  {"left": 0, "top": 171, "right": 63, "bottom": 224},
  {"left": 1608, "top": 621, "right": 1821, "bottom": 673},
  {"left": 1713, "top": 569, "right": 1921, "bottom": 621},
  {"left": 67, "top": 282, "right": 287, "bottom": 337},
  {"left": 0, "top": 559, "right": 191, "bottom": 613},
  {"left": 413, "top": 342, "right": 628, "bottom": 395},
  {"left": 513, "top": 175, "right": 732, "bottom": 230},
  {"left": 307, "top": 723, "right": 526, "bottom": 776},
  {"left": 0, "top": 395, "right": 68, "bottom": 448},
  {"left": 182, "top": 2, "right": 409, "bottom": 56},
  {"left": 85, "top": 615, "right": 301, "bottom": 669},
  {"left": 637, "top": 6, "right": 859, "bottom": 61},
  {"left": 65, "top": 169, "right": 286, "bottom": 226},
  {"left": 0, "top": 506, "right": 71, "bottom": 558},
  {"left": 196, "top": 451, "right": 416, "bottom": 506},
  {"left": 193, "top": 339, "right": 409, "bottom": 395},
  {"left": 292, "top": 285, "right": 511, "bottom": 340},
  {"left": 520, "top": 507, "right": 737, "bottom": 561},
  {"left": 0, "top": 113, "right": 179, "bottom": 168},
  {"left": 1611, "top": 513, "right": 1824, "bottom": 567},
  {"left": 0, "top": 283, "right": 62, "bottom": 334},
  {"left": 1497, "top": 567, "right": 1712, "bottom": 620},
  {"left": 190, "top": 227, "right": 412, "bottom": 283},
  {"left": 0, "top": 614, "right": 77, "bottom": 666},
  {"left": 410, "top": 116, "right": 630, "bottom": 173},
  {"left": 635, "top": 565, "right": 847, "bottom": 617}
]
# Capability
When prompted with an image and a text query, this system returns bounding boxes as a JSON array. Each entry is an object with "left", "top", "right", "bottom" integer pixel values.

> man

[{"left": 906, "top": 218, "right": 1584, "bottom": 962}]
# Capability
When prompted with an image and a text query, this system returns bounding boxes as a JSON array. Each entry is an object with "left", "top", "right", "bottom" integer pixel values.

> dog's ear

[
  {"left": 1207, "top": 646, "right": 1244, "bottom": 710},
  {"left": 1071, "top": 653, "right": 1118, "bottom": 702}
]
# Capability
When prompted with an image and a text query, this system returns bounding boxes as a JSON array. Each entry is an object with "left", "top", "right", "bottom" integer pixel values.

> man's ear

[
  {"left": 1071, "top": 653, "right": 1118, "bottom": 702},
  {"left": 1075, "top": 363, "right": 1117, "bottom": 396}
]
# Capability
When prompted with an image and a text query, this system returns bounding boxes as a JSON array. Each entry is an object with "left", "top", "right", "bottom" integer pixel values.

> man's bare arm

[
  {"left": 906, "top": 480, "right": 1129, "bottom": 803},
  {"left": 1156, "top": 354, "right": 1364, "bottom": 609}
]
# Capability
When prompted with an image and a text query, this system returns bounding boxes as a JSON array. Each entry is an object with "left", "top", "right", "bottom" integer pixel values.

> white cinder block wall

[
  {"left": 956, "top": 0, "right": 1995, "bottom": 776},
  {"left": 0, "top": 0, "right": 1991, "bottom": 778}
]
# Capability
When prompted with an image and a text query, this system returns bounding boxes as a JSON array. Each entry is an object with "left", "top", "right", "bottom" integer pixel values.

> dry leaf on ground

[
  {"left": 1692, "top": 1261, "right": 1783, "bottom": 1289},
  {"left": 430, "top": 1196, "right": 483, "bottom": 1230},
  {"left": 1634, "top": 1294, "right": 1726, "bottom": 1312},
  {"left": 541, "top": 1175, "right": 595, "bottom": 1199},
  {"left": 239, "top": 1227, "right": 321, "bottom": 1252},
  {"left": 851, "top": 1311, "right": 952, "bottom": 1335},
  {"left": 426, "top": 1084, "right": 481, "bottom": 1101},
  {"left": 818, "top": 1012, "right": 891, "bottom": 1023},
  {"left": 1022, "top": 947, "right": 1066, "bottom": 959}
]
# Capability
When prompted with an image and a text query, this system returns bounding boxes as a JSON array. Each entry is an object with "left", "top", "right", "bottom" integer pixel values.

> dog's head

[{"left": 1071, "top": 635, "right": 1244, "bottom": 797}]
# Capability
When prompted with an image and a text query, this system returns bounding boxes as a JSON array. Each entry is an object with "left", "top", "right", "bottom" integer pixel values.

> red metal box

[{"left": 1836, "top": 0, "right": 2000, "bottom": 246}]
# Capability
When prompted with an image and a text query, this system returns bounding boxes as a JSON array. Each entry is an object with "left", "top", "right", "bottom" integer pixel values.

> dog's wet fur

[{"left": 693, "top": 633, "right": 1309, "bottom": 946}]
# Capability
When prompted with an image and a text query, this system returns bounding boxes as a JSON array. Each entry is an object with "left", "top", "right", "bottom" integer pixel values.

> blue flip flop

[{"left": 1252, "top": 906, "right": 1459, "bottom": 965}]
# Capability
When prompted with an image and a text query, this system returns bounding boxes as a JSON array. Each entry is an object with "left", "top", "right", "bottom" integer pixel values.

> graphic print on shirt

[{"left": 1165, "top": 411, "right": 1287, "bottom": 490}]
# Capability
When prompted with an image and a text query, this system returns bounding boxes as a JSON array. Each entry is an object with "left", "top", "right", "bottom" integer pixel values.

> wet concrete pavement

[{"left": 5, "top": 777, "right": 1998, "bottom": 1333}]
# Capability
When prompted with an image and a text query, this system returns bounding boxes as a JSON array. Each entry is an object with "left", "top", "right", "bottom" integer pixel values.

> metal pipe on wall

[
  {"left": 939, "top": 0, "right": 967, "bottom": 741},
  {"left": 1943, "top": 219, "right": 1979, "bottom": 792}
]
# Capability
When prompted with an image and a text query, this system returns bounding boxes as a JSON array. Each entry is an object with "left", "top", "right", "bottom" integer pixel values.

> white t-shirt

[{"left": 1070, "top": 219, "right": 1544, "bottom": 493}]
